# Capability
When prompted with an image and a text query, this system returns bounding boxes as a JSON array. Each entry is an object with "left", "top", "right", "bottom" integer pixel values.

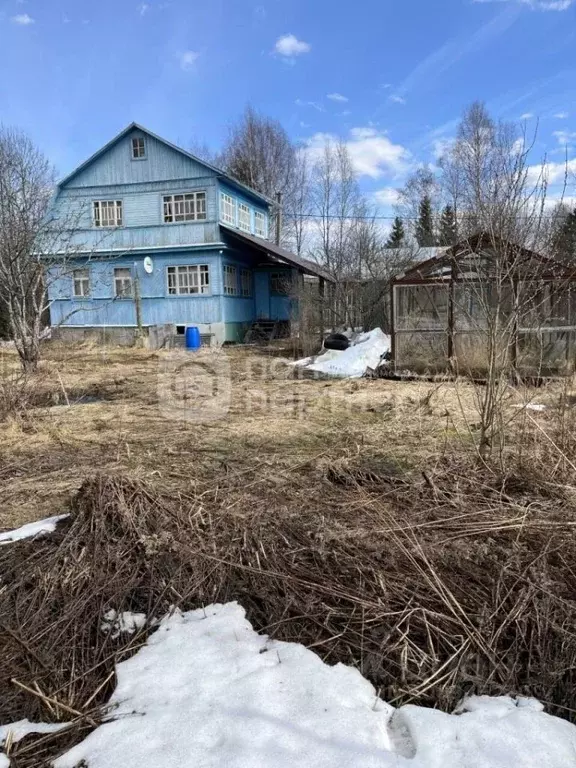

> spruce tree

[
  {"left": 415, "top": 196, "right": 437, "bottom": 247},
  {"left": 438, "top": 204, "right": 457, "bottom": 246},
  {"left": 553, "top": 207, "right": 576, "bottom": 262},
  {"left": 385, "top": 216, "right": 405, "bottom": 249}
]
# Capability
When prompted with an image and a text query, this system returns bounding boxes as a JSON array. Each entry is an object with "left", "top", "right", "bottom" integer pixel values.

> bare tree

[
  {"left": 308, "top": 139, "right": 366, "bottom": 327},
  {"left": 188, "top": 138, "right": 224, "bottom": 169},
  {"left": 0, "top": 126, "right": 111, "bottom": 372},
  {"left": 438, "top": 104, "right": 558, "bottom": 458},
  {"left": 284, "top": 148, "right": 311, "bottom": 256},
  {"left": 0, "top": 127, "right": 57, "bottom": 371}
]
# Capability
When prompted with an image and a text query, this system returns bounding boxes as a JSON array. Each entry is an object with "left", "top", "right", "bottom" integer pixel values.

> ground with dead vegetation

[
  {"left": 0, "top": 340, "right": 488, "bottom": 529},
  {"left": 2, "top": 341, "right": 576, "bottom": 766}
]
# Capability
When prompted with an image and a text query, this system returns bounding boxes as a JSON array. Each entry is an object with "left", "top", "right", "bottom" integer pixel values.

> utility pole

[
  {"left": 275, "top": 191, "right": 283, "bottom": 246},
  {"left": 133, "top": 262, "right": 144, "bottom": 346}
]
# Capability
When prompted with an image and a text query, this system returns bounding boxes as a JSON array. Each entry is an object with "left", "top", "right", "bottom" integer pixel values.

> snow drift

[
  {"left": 294, "top": 328, "right": 390, "bottom": 378},
  {"left": 0, "top": 514, "right": 68, "bottom": 546},
  {"left": 48, "top": 602, "right": 576, "bottom": 768}
]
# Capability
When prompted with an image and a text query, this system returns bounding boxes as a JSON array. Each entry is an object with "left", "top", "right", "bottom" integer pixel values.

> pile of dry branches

[{"left": 2, "top": 459, "right": 576, "bottom": 764}]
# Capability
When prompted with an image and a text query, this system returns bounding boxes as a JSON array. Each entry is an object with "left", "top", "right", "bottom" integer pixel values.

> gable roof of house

[
  {"left": 221, "top": 225, "right": 335, "bottom": 282},
  {"left": 392, "top": 233, "right": 576, "bottom": 284},
  {"left": 57, "top": 122, "right": 274, "bottom": 206}
]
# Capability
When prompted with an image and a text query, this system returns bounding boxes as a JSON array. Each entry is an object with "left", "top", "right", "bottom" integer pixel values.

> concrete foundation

[{"left": 51, "top": 323, "right": 224, "bottom": 348}]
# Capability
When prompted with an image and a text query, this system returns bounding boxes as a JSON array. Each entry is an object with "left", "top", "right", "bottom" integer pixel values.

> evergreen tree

[
  {"left": 552, "top": 207, "right": 576, "bottom": 262},
  {"left": 385, "top": 216, "right": 405, "bottom": 249},
  {"left": 415, "top": 196, "right": 437, "bottom": 247},
  {"left": 438, "top": 204, "right": 457, "bottom": 246}
]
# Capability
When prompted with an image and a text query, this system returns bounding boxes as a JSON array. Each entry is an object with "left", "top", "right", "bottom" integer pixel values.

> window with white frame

[
  {"left": 93, "top": 200, "right": 123, "bottom": 227},
  {"left": 167, "top": 265, "right": 210, "bottom": 295},
  {"left": 131, "top": 137, "right": 146, "bottom": 159},
  {"left": 223, "top": 265, "right": 238, "bottom": 296},
  {"left": 240, "top": 269, "right": 252, "bottom": 297},
  {"left": 163, "top": 192, "right": 206, "bottom": 223},
  {"left": 254, "top": 210, "right": 267, "bottom": 239},
  {"left": 220, "top": 192, "right": 236, "bottom": 225},
  {"left": 73, "top": 268, "right": 90, "bottom": 297},
  {"left": 114, "top": 267, "right": 133, "bottom": 298},
  {"left": 238, "top": 203, "right": 251, "bottom": 232}
]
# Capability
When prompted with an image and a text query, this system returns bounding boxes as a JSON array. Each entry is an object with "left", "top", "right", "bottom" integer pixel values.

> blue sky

[{"left": 0, "top": 0, "right": 575, "bottom": 209}]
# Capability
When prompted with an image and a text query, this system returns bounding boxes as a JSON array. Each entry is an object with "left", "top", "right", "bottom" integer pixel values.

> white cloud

[
  {"left": 274, "top": 34, "right": 311, "bottom": 58},
  {"left": 389, "top": 94, "right": 406, "bottom": 105},
  {"left": 473, "top": 0, "right": 573, "bottom": 9},
  {"left": 527, "top": 158, "right": 576, "bottom": 186},
  {"left": 305, "top": 127, "right": 411, "bottom": 180},
  {"left": 547, "top": 195, "right": 576, "bottom": 209},
  {"left": 11, "top": 13, "right": 34, "bottom": 24},
  {"left": 295, "top": 98, "right": 324, "bottom": 112},
  {"left": 512, "top": 137, "right": 527, "bottom": 155},
  {"left": 374, "top": 187, "right": 400, "bottom": 207},
  {"left": 554, "top": 111, "right": 569, "bottom": 119},
  {"left": 139, "top": 3, "right": 149, "bottom": 15},
  {"left": 180, "top": 50, "right": 200, "bottom": 71},
  {"left": 327, "top": 93, "right": 348, "bottom": 103},
  {"left": 520, "top": 112, "right": 534, "bottom": 119},
  {"left": 553, "top": 130, "right": 576, "bottom": 146},
  {"left": 432, "top": 138, "right": 454, "bottom": 159}
]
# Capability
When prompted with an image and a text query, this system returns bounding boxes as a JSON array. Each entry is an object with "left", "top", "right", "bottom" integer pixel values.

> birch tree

[
  {"left": 0, "top": 126, "right": 101, "bottom": 372},
  {"left": 0, "top": 127, "right": 57, "bottom": 371}
]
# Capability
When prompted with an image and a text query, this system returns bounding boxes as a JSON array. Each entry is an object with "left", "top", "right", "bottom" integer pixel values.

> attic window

[{"left": 131, "top": 137, "right": 146, "bottom": 159}]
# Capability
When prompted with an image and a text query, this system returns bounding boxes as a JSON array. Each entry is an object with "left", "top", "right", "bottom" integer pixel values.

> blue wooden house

[{"left": 47, "top": 123, "right": 330, "bottom": 345}]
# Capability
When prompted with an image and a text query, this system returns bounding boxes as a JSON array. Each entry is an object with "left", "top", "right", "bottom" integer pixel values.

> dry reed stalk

[{"left": 1, "top": 456, "right": 576, "bottom": 765}]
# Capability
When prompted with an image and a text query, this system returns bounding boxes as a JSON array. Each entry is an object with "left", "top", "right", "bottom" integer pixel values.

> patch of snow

[
  {"left": 0, "top": 719, "right": 67, "bottom": 746},
  {"left": 454, "top": 694, "right": 544, "bottom": 715},
  {"left": 0, "top": 514, "right": 69, "bottom": 545},
  {"left": 512, "top": 403, "right": 547, "bottom": 412},
  {"left": 101, "top": 609, "right": 147, "bottom": 639},
  {"left": 53, "top": 602, "right": 576, "bottom": 768},
  {"left": 294, "top": 328, "right": 390, "bottom": 379},
  {"left": 0, "top": 719, "right": 67, "bottom": 766},
  {"left": 391, "top": 697, "right": 576, "bottom": 768}
]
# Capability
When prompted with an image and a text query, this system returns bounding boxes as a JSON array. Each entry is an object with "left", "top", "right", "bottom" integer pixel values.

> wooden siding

[
  {"left": 49, "top": 250, "right": 224, "bottom": 327},
  {"left": 48, "top": 248, "right": 298, "bottom": 328},
  {"left": 254, "top": 271, "right": 270, "bottom": 318},
  {"left": 222, "top": 297, "right": 256, "bottom": 323},
  {"left": 62, "top": 129, "right": 212, "bottom": 189},
  {"left": 50, "top": 296, "right": 222, "bottom": 328},
  {"left": 52, "top": 222, "right": 222, "bottom": 252},
  {"left": 52, "top": 177, "right": 220, "bottom": 252}
]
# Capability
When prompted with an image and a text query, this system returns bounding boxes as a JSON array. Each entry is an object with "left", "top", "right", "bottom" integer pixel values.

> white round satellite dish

[{"left": 143, "top": 256, "right": 154, "bottom": 274}]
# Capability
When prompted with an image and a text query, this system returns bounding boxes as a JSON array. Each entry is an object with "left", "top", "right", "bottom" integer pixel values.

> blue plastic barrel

[{"left": 185, "top": 326, "right": 201, "bottom": 350}]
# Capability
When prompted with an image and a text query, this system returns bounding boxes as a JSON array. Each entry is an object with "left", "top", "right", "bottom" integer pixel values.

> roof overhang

[
  {"left": 221, "top": 225, "right": 335, "bottom": 282},
  {"left": 391, "top": 233, "right": 576, "bottom": 284}
]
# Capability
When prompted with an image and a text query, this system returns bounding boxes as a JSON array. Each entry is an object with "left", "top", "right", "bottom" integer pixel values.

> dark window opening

[
  {"left": 176, "top": 325, "right": 186, "bottom": 335},
  {"left": 270, "top": 272, "right": 291, "bottom": 296}
]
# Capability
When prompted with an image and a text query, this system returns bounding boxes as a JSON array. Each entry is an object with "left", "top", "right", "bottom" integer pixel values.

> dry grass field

[
  {"left": 3, "top": 340, "right": 576, "bottom": 766},
  {"left": 0, "top": 340, "right": 495, "bottom": 530}
]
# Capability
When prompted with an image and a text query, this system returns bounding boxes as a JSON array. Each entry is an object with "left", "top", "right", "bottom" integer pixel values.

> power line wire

[{"left": 286, "top": 212, "right": 569, "bottom": 221}]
